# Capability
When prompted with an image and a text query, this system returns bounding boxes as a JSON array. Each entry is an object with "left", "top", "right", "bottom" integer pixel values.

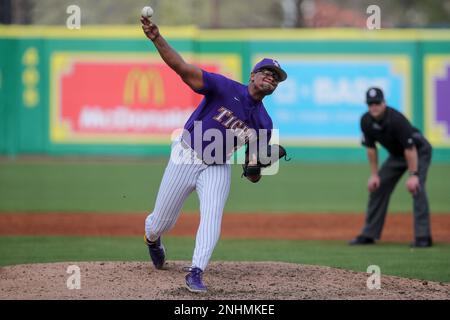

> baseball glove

[{"left": 242, "top": 144, "right": 290, "bottom": 183}]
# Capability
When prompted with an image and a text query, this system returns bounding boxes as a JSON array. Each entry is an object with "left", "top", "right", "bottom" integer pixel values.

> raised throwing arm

[{"left": 141, "top": 17, "right": 204, "bottom": 91}]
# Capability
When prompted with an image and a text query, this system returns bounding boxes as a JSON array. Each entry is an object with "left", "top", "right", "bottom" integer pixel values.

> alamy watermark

[
  {"left": 66, "top": 265, "right": 81, "bottom": 290},
  {"left": 366, "top": 5, "right": 381, "bottom": 30},
  {"left": 366, "top": 265, "right": 381, "bottom": 290},
  {"left": 66, "top": 5, "right": 81, "bottom": 30}
]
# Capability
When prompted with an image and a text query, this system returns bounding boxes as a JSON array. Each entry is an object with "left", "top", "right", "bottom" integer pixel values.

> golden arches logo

[{"left": 123, "top": 68, "right": 165, "bottom": 106}]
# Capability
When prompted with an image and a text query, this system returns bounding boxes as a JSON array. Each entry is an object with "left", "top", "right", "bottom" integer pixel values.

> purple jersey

[{"left": 182, "top": 70, "right": 273, "bottom": 163}]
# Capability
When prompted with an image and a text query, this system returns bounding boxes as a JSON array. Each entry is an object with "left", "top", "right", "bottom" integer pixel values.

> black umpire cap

[{"left": 366, "top": 87, "right": 385, "bottom": 104}]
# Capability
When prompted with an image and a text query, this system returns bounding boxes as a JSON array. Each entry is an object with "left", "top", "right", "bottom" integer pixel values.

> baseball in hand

[{"left": 141, "top": 6, "right": 154, "bottom": 18}]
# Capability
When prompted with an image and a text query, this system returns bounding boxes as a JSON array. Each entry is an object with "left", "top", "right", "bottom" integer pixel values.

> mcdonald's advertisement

[{"left": 50, "top": 52, "right": 240, "bottom": 144}]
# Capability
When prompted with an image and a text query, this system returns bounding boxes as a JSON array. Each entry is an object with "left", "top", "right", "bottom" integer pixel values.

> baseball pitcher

[{"left": 141, "top": 16, "right": 288, "bottom": 292}]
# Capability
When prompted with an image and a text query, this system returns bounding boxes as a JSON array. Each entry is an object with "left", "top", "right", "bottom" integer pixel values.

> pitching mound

[{"left": 0, "top": 261, "right": 449, "bottom": 300}]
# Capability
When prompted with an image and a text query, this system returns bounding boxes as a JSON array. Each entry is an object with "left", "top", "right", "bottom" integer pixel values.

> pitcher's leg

[
  {"left": 361, "top": 157, "right": 405, "bottom": 239},
  {"left": 145, "top": 160, "right": 198, "bottom": 241},
  {"left": 192, "top": 164, "right": 231, "bottom": 271}
]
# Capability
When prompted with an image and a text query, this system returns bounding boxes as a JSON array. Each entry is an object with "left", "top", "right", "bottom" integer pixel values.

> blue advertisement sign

[{"left": 260, "top": 56, "right": 411, "bottom": 146}]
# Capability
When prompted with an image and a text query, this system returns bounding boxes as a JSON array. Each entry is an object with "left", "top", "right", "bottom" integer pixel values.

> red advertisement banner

[{"left": 50, "top": 53, "right": 240, "bottom": 144}]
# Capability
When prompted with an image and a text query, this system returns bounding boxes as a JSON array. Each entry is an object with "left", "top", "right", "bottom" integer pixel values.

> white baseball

[{"left": 141, "top": 6, "right": 154, "bottom": 18}]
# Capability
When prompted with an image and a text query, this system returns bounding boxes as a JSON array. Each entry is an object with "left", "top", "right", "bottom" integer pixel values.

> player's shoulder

[
  {"left": 203, "top": 70, "right": 241, "bottom": 87},
  {"left": 360, "top": 111, "right": 372, "bottom": 125},
  {"left": 387, "top": 106, "right": 410, "bottom": 124},
  {"left": 387, "top": 106, "right": 402, "bottom": 117},
  {"left": 361, "top": 111, "right": 371, "bottom": 120},
  {"left": 198, "top": 70, "right": 242, "bottom": 96}
]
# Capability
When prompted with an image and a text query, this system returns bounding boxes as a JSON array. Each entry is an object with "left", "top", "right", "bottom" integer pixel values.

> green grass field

[
  {"left": 1, "top": 161, "right": 449, "bottom": 213},
  {"left": 1, "top": 160, "right": 449, "bottom": 283}
]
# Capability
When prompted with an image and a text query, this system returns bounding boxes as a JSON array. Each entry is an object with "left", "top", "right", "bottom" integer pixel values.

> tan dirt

[
  {"left": 0, "top": 212, "right": 450, "bottom": 242},
  {"left": 0, "top": 261, "right": 449, "bottom": 300}
]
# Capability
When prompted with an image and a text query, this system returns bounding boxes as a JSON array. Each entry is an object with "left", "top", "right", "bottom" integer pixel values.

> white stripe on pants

[{"left": 145, "top": 140, "right": 231, "bottom": 271}]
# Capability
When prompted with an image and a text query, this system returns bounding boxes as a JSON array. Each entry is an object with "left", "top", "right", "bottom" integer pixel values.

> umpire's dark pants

[{"left": 361, "top": 140, "right": 433, "bottom": 240}]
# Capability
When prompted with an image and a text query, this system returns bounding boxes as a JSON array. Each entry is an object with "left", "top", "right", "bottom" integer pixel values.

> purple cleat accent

[
  {"left": 184, "top": 267, "right": 207, "bottom": 293},
  {"left": 144, "top": 236, "right": 166, "bottom": 269}
]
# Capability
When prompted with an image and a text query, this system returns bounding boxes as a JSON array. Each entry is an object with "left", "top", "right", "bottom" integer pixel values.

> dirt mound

[{"left": 0, "top": 261, "right": 448, "bottom": 300}]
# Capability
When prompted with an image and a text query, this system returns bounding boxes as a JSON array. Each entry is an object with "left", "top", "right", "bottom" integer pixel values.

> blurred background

[{"left": 1, "top": 0, "right": 450, "bottom": 28}]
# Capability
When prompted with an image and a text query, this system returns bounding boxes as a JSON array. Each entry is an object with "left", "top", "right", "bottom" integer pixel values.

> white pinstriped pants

[{"left": 145, "top": 139, "right": 231, "bottom": 271}]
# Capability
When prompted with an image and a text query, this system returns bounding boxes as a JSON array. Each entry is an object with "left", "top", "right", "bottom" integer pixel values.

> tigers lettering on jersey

[{"left": 213, "top": 107, "right": 257, "bottom": 144}]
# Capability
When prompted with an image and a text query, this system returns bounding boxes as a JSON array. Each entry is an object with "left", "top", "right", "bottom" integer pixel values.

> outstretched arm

[{"left": 141, "top": 17, "right": 203, "bottom": 91}]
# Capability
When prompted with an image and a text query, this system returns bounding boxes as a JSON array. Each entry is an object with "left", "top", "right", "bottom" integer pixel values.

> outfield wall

[{"left": 1, "top": 26, "right": 450, "bottom": 162}]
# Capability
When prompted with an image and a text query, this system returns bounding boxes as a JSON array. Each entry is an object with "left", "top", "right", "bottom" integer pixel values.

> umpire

[{"left": 349, "top": 87, "right": 433, "bottom": 247}]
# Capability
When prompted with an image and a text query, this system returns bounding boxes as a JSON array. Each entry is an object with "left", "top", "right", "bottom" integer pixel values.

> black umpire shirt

[{"left": 361, "top": 106, "right": 424, "bottom": 157}]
